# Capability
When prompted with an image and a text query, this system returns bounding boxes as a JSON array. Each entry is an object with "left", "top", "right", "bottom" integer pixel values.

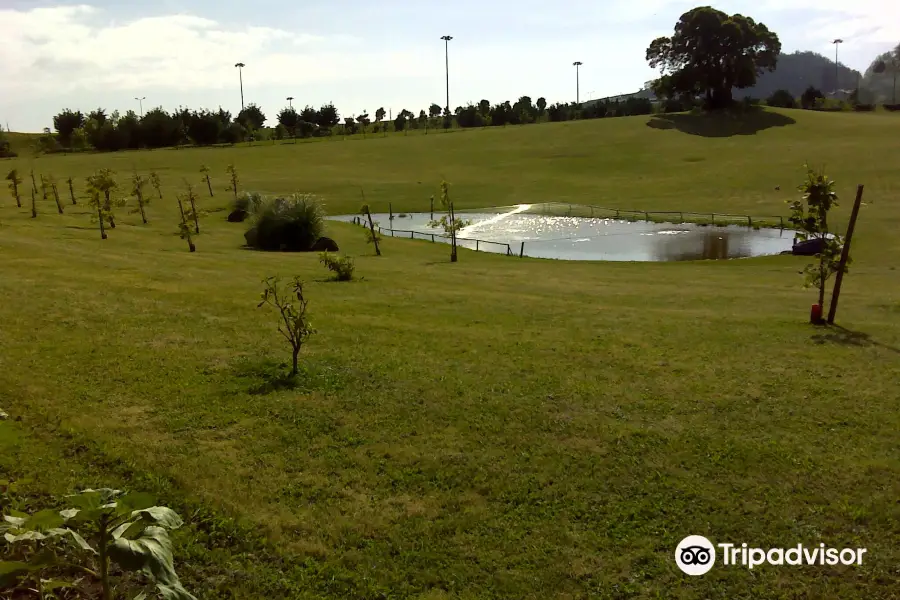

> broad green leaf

[
  {"left": 3, "top": 514, "right": 26, "bottom": 527},
  {"left": 133, "top": 507, "right": 183, "bottom": 530},
  {"left": 118, "top": 493, "right": 156, "bottom": 512},
  {"left": 59, "top": 508, "right": 79, "bottom": 520},
  {"left": 112, "top": 520, "right": 145, "bottom": 541},
  {"left": 5, "top": 530, "right": 47, "bottom": 542},
  {"left": 134, "top": 593, "right": 149, "bottom": 600},
  {"left": 66, "top": 528, "right": 97, "bottom": 554},
  {"left": 24, "top": 509, "right": 65, "bottom": 532},
  {"left": 108, "top": 526, "right": 194, "bottom": 599},
  {"left": 0, "top": 561, "right": 32, "bottom": 587}
]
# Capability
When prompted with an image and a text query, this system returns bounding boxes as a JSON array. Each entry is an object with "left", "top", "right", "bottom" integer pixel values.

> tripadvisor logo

[{"left": 675, "top": 535, "right": 867, "bottom": 576}]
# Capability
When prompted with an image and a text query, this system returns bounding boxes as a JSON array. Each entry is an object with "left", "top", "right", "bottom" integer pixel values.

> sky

[{"left": 1, "top": 0, "right": 898, "bottom": 132}]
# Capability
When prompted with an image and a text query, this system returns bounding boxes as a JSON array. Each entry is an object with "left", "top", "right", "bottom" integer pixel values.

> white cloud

[{"left": 0, "top": 4, "right": 428, "bottom": 97}]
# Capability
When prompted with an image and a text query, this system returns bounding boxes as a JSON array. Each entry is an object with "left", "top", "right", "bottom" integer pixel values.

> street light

[
  {"left": 134, "top": 96, "right": 146, "bottom": 117},
  {"left": 573, "top": 62, "right": 583, "bottom": 104},
  {"left": 235, "top": 62, "right": 246, "bottom": 111},
  {"left": 287, "top": 96, "right": 294, "bottom": 109},
  {"left": 440, "top": 35, "right": 453, "bottom": 115},
  {"left": 832, "top": 39, "right": 843, "bottom": 95}
]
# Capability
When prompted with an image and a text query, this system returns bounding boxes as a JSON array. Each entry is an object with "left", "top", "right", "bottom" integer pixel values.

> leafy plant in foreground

[
  {"left": 788, "top": 167, "right": 846, "bottom": 316},
  {"left": 48, "top": 175, "right": 64, "bottom": 214},
  {"left": 0, "top": 487, "right": 196, "bottom": 599},
  {"left": 130, "top": 170, "right": 150, "bottom": 224},
  {"left": 319, "top": 252, "right": 355, "bottom": 281},
  {"left": 258, "top": 276, "right": 315, "bottom": 377},
  {"left": 5, "top": 169, "right": 22, "bottom": 208},
  {"left": 199, "top": 164, "right": 213, "bottom": 197},
  {"left": 226, "top": 163, "right": 239, "bottom": 200},
  {"left": 428, "top": 180, "right": 471, "bottom": 262}
]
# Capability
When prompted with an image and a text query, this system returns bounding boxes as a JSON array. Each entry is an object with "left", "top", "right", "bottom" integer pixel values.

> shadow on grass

[
  {"left": 811, "top": 325, "right": 900, "bottom": 354},
  {"left": 646, "top": 109, "right": 796, "bottom": 137},
  {"left": 229, "top": 356, "right": 350, "bottom": 396}
]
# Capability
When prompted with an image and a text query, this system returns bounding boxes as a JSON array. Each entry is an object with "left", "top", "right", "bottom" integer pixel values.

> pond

[{"left": 329, "top": 205, "right": 796, "bottom": 261}]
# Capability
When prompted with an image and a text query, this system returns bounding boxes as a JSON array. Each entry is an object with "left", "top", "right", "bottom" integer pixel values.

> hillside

[
  {"left": 2, "top": 108, "right": 899, "bottom": 598},
  {"left": 740, "top": 50, "right": 862, "bottom": 98}
]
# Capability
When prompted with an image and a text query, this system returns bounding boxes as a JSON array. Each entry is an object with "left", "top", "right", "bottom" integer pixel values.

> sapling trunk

[
  {"left": 205, "top": 174, "right": 213, "bottom": 196},
  {"left": 137, "top": 191, "right": 147, "bottom": 224},
  {"left": 449, "top": 201, "right": 458, "bottom": 263},
  {"left": 291, "top": 346, "right": 300, "bottom": 377},
  {"left": 30, "top": 185, "right": 37, "bottom": 218},
  {"left": 51, "top": 180, "right": 63, "bottom": 213},
  {"left": 104, "top": 191, "right": 116, "bottom": 228},
  {"left": 178, "top": 198, "right": 195, "bottom": 252},
  {"left": 98, "top": 200, "right": 108, "bottom": 239},
  {"left": 189, "top": 192, "right": 200, "bottom": 234},
  {"left": 40, "top": 175, "right": 48, "bottom": 201},
  {"left": 67, "top": 177, "right": 76, "bottom": 205},
  {"left": 11, "top": 178, "right": 21, "bottom": 208}
]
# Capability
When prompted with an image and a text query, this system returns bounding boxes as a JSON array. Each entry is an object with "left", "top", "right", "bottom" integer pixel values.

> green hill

[{"left": 1, "top": 108, "right": 898, "bottom": 598}]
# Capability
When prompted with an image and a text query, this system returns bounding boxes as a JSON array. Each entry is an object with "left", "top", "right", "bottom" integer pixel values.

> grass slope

[{"left": 1, "top": 109, "right": 899, "bottom": 599}]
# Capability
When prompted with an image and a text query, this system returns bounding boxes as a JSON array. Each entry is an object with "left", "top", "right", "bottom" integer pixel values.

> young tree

[
  {"left": 258, "top": 276, "right": 315, "bottom": 377},
  {"left": 200, "top": 164, "right": 213, "bottom": 196},
  {"left": 96, "top": 169, "right": 119, "bottom": 228},
  {"left": 646, "top": 7, "right": 781, "bottom": 109},
  {"left": 226, "top": 163, "right": 239, "bottom": 200},
  {"left": 5, "top": 169, "right": 22, "bottom": 208},
  {"left": 360, "top": 193, "right": 382, "bottom": 256},
  {"left": 130, "top": 169, "right": 150, "bottom": 224},
  {"left": 356, "top": 111, "right": 370, "bottom": 138},
  {"left": 149, "top": 171, "right": 163, "bottom": 200},
  {"left": 429, "top": 180, "right": 471, "bottom": 263},
  {"left": 85, "top": 170, "right": 119, "bottom": 239},
  {"left": 180, "top": 180, "right": 201, "bottom": 234},
  {"left": 176, "top": 185, "right": 200, "bottom": 252},
  {"left": 237, "top": 103, "right": 266, "bottom": 131},
  {"left": 48, "top": 175, "right": 64, "bottom": 214},
  {"left": 40, "top": 174, "right": 48, "bottom": 201},
  {"left": 277, "top": 107, "right": 300, "bottom": 140},
  {"left": 29, "top": 170, "right": 38, "bottom": 218},
  {"left": 788, "top": 167, "right": 846, "bottom": 319},
  {"left": 67, "top": 176, "right": 77, "bottom": 205}
]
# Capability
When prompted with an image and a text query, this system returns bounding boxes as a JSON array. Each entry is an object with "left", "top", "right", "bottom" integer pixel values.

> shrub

[
  {"left": 766, "top": 89, "right": 796, "bottom": 109},
  {"left": 244, "top": 193, "right": 325, "bottom": 251},
  {"left": 320, "top": 252, "right": 355, "bottom": 281},
  {"left": 231, "top": 191, "right": 263, "bottom": 220},
  {"left": 800, "top": 86, "right": 824, "bottom": 109},
  {"left": 852, "top": 104, "right": 876, "bottom": 112},
  {"left": 883, "top": 104, "right": 900, "bottom": 112}
]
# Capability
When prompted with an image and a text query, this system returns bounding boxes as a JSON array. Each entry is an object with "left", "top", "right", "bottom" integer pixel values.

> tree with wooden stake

[
  {"left": 200, "top": 164, "right": 214, "bottom": 196},
  {"left": 67, "top": 176, "right": 77, "bottom": 205},
  {"left": 48, "top": 175, "right": 64, "bottom": 214},
  {"left": 429, "top": 180, "right": 471, "bottom": 262},
  {"left": 130, "top": 170, "right": 150, "bottom": 224},
  {"left": 29, "top": 170, "right": 38, "bottom": 218},
  {"left": 787, "top": 167, "right": 845, "bottom": 324},
  {"left": 180, "top": 180, "right": 201, "bottom": 234},
  {"left": 88, "top": 168, "right": 120, "bottom": 229},
  {"left": 827, "top": 185, "right": 866, "bottom": 324},
  {"left": 176, "top": 195, "right": 197, "bottom": 252},
  {"left": 85, "top": 174, "right": 111, "bottom": 240},
  {"left": 258, "top": 275, "right": 315, "bottom": 378},
  {"left": 5, "top": 169, "right": 22, "bottom": 208},
  {"left": 360, "top": 197, "right": 382, "bottom": 256},
  {"left": 149, "top": 171, "right": 163, "bottom": 200},
  {"left": 226, "top": 163, "right": 239, "bottom": 201}
]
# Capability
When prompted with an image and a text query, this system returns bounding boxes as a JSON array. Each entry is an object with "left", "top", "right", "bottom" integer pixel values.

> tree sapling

[
  {"left": 200, "top": 164, "right": 214, "bottom": 196},
  {"left": 29, "top": 170, "right": 38, "bottom": 218},
  {"left": 5, "top": 169, "right": 22, "bottom": 208},
  {"left": 48, "top": 175, "right": 64, "bottom": 214},
  {"left": 91, "top": 168, "right": 120, "bottom": 228},
  {"left": 258, "top": 276, "right": 315, "bottom": 377},
  {"left": 40, "top": 174, "right": 48, "bottom": 201},
  {"left": 788, "top": 167, "right": 846, "bottom": 322},
  {"left": 67, "top": 176, "right": 76, "bottom": 205},
  {"left": 226, "top": 163, "right": 239, "bottom": 200},
  {"left": 429, "top": 180, "right": 471, "bottom": 262},
  {"left": 182, "top": 180, "right": 201, "bottom": 234},
  {"left": 130, "top": 169, "right": 150, "bottom": 224},
  {"left": 319, "top": 252, "right": 355, "bottom": 281},
  {"left": 359, "top": 190, "right": 382, "bottom": 256},
  {"left": 149, "top": 171, "right": 163, "bottom": 200}
]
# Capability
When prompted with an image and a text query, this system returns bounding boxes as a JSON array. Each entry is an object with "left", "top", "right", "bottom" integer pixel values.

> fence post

[
  {"left": 711, "top": 213, "right": 715, "bottom": 225},
  {"left": 644, "top": 211, "right": 650, "bottom": 221},
  {"left": 679, "top": 212, "right": 683, "bottom": 222},
  {"left": 476, "top": 240, "right": 480, "bottom": 251},
  {"left": 431, "top": 234, "right": 435, "bottom": 243},
  {"left": 507, "top": 244, "right": 511, "bottom": 255},
  {"left": 389, "top": 203, "right": 393, "bottom": 220},
  {"left": 616, "top": 210, "right": 620, "bottom": 218},
  {"left": 430, "top": 196, "right": 434, "bottom": 220},
  {"left": 590, "top": 206, "right": 594, "bottom": 217},
  {"left": 568, "top": 204, "right": 572, "bottom": 217},
  {"left": 779, "top": 216, "right": 784, "bottom": 228},
  {"left": 519, "top": 242, "right": 525, "bottom": 257},
  {"left": 748, "top": 216, "right": 752, "bottom": 227},
  {"left": 411, "top": 231, "right": 414, "bottom": 239}
]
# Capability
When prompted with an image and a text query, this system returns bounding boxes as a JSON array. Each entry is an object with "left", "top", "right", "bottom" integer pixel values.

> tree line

[{"left": 43, "top": 95, "right": 653, "bottom": 153}]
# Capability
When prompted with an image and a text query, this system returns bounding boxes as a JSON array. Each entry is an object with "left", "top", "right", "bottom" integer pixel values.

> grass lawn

[{"left": 1, "top": 108, "right": 899, "bottom": 599}]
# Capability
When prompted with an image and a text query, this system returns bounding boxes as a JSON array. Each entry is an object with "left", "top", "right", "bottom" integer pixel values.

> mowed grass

[{"left": 1, "top": 109, "right": 899, "bottom": 599}]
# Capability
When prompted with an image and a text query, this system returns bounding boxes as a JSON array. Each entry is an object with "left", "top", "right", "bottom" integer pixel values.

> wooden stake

[{"left": 826, "top": 185, "right": 864, "bottom": 324}]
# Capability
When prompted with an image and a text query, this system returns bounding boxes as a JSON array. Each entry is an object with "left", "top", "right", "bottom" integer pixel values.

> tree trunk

[
  {"left": 206, "top": 176, "right": 213, "bottom": 197},
  {"left": 291, "top": 346, "right": 299, "bottom": 377},
  {"left": 30, "top": 186, "right": 37, "bottom": 218},
  {"left": 366, "top": 209, "right": 381, "bottom": 256},
  {"left": 13, "top": 180, "right": 21, "bottom": 208},
  {"left": 138, "top": 198, "right": 147, "bottom": 224},
  {"left": 188, "top": 240, "right": 196, "bottom": 252},
  {"left": 189, "top": 196, "right": 200, "bottom": 234},
  {"left": 97, "top": 203, "right": 107, "bottom": 239},
  {"left": 68, "top": 178, "right": 76, "bottom": 204}
]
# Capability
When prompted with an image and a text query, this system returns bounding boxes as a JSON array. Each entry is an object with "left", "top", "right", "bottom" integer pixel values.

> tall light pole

[
  {"left": 134, "top": 96, "right": 145, "bottom": 117},
  {"left": 441, "top": 35, "right": 453, "bottom": 115},
  {"left": 235, "top": 62, "right": 246, "bottom": 111},
  {"left": 832, "top": 39, "right": 843, "bottom": 95},
  {"left": 573, "top": 62, "right": 583, "bottom": 104},
  {"left": 287, "top": 96, "right": 294, "bottom": 109}
]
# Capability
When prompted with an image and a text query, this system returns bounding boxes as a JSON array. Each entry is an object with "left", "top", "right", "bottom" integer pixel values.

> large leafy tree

[
  {"left": 53, "top": 109, "right": 85, "bottom": 147},
  {"left": 646, "top": 6, "right": 781, "bottom": 109},
  {"left": 237, "top": 103, "right": 266, "bottom": 130}
]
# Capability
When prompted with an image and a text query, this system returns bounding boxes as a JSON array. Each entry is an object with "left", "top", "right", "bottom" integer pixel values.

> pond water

[{"left": 329, "top": 205, "right": 795, "bottom": 261}]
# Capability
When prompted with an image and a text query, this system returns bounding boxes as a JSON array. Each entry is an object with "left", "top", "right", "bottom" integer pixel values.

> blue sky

[{"left": 2, "top": 0, "right": 897, "bottom": 132}]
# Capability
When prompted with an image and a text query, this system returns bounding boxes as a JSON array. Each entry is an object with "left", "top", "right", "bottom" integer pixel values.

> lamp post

[
  {"left": 134, "top": 96, "right": 145, "bottom": 117},
  {"left": 287, "top": 96, "right": 294, "bottom": 109},
  {"left": 440, "top": 35, "right": 453, "bottom": 115},
  {"left": 235, "top": 62, "right": 246, "bottom": 111},
  {"left": 832, "top": 39, "right": 843, "bottom": 95},
  {"left": 573, "top": 61, "right": 583, "bottom": 104}
]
